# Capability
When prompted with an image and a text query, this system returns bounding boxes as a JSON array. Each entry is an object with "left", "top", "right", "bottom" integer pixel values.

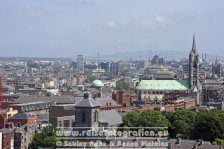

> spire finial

[
  {"left": 215, "top": 56, "right": 218, "bottom": 64},
  {"left": 192, "top": 34, "right": 196, "bottom": 52}
]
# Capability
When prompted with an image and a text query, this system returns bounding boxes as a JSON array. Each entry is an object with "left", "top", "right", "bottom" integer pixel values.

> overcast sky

[{"left": 0, "top": 0, "right": 224, "bottom": 57}]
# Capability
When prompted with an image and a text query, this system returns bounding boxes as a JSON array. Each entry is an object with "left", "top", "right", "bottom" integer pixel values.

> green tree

[
  {"left": 166, "top": 110, "right": 196, "bottom": 139},
  {"left": 116, "top": 81, "right": 129, "bottom": 90},
  {"left": 194, "top": 109, "right": 224, "bottom": 141},
  {"left": 123, "top": 110, "right": 168, "bottom": 127},
  {"left": 123, "top": 112, "right": 141, "bottom": 127},
  {"left": 31, "top": 125, "right": 57, "bottom": 148},
  {"left": 103, "top": 72, "right": 113, "bottom": 80},
  {"left": 85, "top": 72, "right": 96, "bottom": 83},
  {"left": 140, "top": 110, "right": 168, "bottom": 127},
  {"left": 213, "top": 139, "right": 224, "bottom": 146}
]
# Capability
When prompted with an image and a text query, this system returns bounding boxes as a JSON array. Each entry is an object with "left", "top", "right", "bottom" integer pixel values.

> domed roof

[{"left": 91, "top": 80, "right": 104, "bottom": 87}]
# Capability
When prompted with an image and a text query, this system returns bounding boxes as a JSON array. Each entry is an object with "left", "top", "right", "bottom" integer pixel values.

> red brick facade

[
  {"left": 1, "top": 131, "right": 14, "bottom": 149},
  {"left": 0, "top": 114, "right": 6, "bottom": 128},
  {"left": 8, "top": 118, "right": 36, "bottom": 127},
  {"left": 113, "top": 90, "right": 137, "bottom": 107}
]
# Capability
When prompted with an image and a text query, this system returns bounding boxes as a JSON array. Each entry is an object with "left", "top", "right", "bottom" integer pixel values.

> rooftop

[
  {"left": 99, "top": 110, "right": 123, "bottom": 126},
  {"left": 75, "top": 95, "right": 101, "bottom": 108},
  {"left": 9, "top": 113, "right": 34, "bottom": 120},
  {"left": 136, "top": 80, "right": 189, "bottom": 91}
]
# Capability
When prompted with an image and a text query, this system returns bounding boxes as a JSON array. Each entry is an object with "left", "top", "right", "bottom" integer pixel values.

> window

[
  {"left": 64, "top": 120, "right": 70, "bottom": 127},
  {"left": 82, "top": 110, "right": 86, "bottom": 123},
  {"left": 94, "top": 110, "right": 98, "bottom": 122},
  {"left": 71, "top": 119, "right": 74, "bottom": 127},
  {"left": 59, "top": 121, "right": 62, "bottom": 127},
  {"left": 17, "top": 122, "right": 21, "bottom": 127}
]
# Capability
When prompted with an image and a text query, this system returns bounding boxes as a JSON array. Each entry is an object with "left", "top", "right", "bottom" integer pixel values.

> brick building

[
  {"left": 49, "top": 104, "right": 75, "bottom": 128},
  {"left": 8, "top": 113, "right": 36, "bottom": 127},
  {"left": 0, "top": 128, "right": 14, "bottom": 149},
  {"left": 112, "top": 89, "right": 137, "bottom": 107}
]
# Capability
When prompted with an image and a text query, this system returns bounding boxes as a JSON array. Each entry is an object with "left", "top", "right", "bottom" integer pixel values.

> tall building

[
  {"left": 151, "top": 55, "right": 165, "bottom": 65},
  {"left": 189, "top": 35, "right": 199, "bottom": 90},
  {"left": 110, "top": 61, "right": 118, "bottom": 75},
  {"left": 118, "top": 61, "right": 130, "bottom": 73},
  {"left": 189, "top": 35, "right": 201, "bottom": 106},
  {"left": 100, "top": 62, "right": 111, "bottom": 72},
  {"left": 182, "top": 62, "right": 189, "bottom": 79},
  {"left": 74, "top": 92, "right": 101, "bottom": 128},
  {"left": 77, "top": 54, "right": 84, "bottom": 73},
  {"left": 212, "top": 58, "right": 221, "bottom": 78}
]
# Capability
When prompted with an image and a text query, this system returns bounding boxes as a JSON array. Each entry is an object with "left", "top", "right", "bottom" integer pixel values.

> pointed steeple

[
  {"left": 215, "top": 56, "right": 218, "bottom": 65},
  {"left": 192, "top": 34, "right": 196, "bottom": 53}
]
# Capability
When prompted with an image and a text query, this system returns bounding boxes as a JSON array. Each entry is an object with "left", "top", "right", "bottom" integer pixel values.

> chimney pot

[
  {"left": 193, "top": 143, "right": 198, "bottom": 149},
  {"left": 199, "top": 139, "right": 203, "bottom": 146},
  {"left": 168, "top": 143, "right": 172, "bottom": 149},
  {"left": 84, "top": 92, "right": 91, "bottom": 99}
]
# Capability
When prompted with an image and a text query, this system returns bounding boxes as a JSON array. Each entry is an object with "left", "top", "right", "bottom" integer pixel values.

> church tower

[
  {"left": 189, "top": 35, "right": 199, "bottom": 89},
  {"left": 74, "top": 92, "right": 101, "bottom": 128},
  {"left": 212, "top": 57, "right": 222, "bottom": 78},
  {"left": 189, "top": 35, "right": 200, "bottom": 106}
]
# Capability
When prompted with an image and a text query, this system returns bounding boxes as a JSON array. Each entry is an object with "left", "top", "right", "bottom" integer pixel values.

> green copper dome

[{"left": 91, "top": 80, "right": 104, "bottom": 87}]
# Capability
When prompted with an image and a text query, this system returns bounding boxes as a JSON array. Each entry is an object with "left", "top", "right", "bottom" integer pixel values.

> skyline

[{"left": 1, "top": 0, "right": 224, "bottom": 57}]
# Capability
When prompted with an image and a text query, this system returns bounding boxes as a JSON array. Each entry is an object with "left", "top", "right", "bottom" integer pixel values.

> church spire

[
  {"left": 192, "top": 34, "right": 196, "bottom": 53},
  {"left": 215, "top": 56, "right": 218, "bottom": 65}
]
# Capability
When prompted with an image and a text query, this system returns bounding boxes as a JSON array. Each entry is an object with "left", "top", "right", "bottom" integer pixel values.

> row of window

[
  {"left": 58, "top": 119, "right": 74, "bottom": 127},
  {"left": 21, "top": 103, "right": 52, "bottom": 112}
]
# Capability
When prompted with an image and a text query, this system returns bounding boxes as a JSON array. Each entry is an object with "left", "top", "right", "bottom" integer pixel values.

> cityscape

[{"left": 1, "top": 0, "right": 224, "bottom": 149}]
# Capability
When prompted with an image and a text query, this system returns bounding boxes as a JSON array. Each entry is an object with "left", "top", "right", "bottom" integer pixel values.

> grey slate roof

[
  {"left": 37, "top": 113, "right": 49, "bottom": 122},
  {"left": 9, "top": 113, "right": 33, "bottom": 120},
  {"left": 99, "top": 110, "right": 123, "bottom": 126},
  {"left": 11, "top": 95, "right": 80, "bottom": 104},
  {"left": 0, "top": 128, "right": 14, "bottom": 134},
  {"left": 168, "top": 139, "right": 220, "bottom": 149},
  {"left": 9, "top": 101, "right": 56, "bottom": 112},
  {"left": 56, "top": 104, "right": 76, "bottom": 110},
  {"left": 75, "top": 98, "right": 101, "bottom": 108},
  {"left": 95, "top": 96, "right": 117, "bottom": 106},
  {"left": 203, "top": 79, "right": 219, "bottom": 84}
]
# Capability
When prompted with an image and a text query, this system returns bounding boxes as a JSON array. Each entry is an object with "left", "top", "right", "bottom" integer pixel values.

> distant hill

[
  {"left": 86, "top": 50, "right": 189, "bottom": 61},
  {"left": 86, "top": 50, "right": 224, "bottom": 62}
]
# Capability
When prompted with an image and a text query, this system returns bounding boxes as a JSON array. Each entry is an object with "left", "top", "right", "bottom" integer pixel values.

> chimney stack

[
  {"left": 175, "top": 135, "right": 181, "bottom": 145},
  {"left": 193, "top": 143, "right": 198, "bottom": 149},
  {"left": 168, "top": 143, "right": 172, "bottom": 149},
  {"left": 84, "top": 92, "right": 91, "bottom": 99},
  {"left": 198, "top": 139, "right": 203, "bottom": 146},
  {"left": 177, "top": 137, "right": 181, "bottom": 144}
]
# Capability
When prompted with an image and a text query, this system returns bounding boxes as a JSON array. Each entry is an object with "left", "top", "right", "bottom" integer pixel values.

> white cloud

[
  {"left": 105, "top": 15, "right": 170, "bottom": 30},
  {"left": 142, "top": 15, "right": 170, "bottom": 29},
  {"left": 155, "top": 15, "right": 167, "bottom": 22},
  {"left": 106, "top": 20, "right": 118, "bottom": 28}
]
